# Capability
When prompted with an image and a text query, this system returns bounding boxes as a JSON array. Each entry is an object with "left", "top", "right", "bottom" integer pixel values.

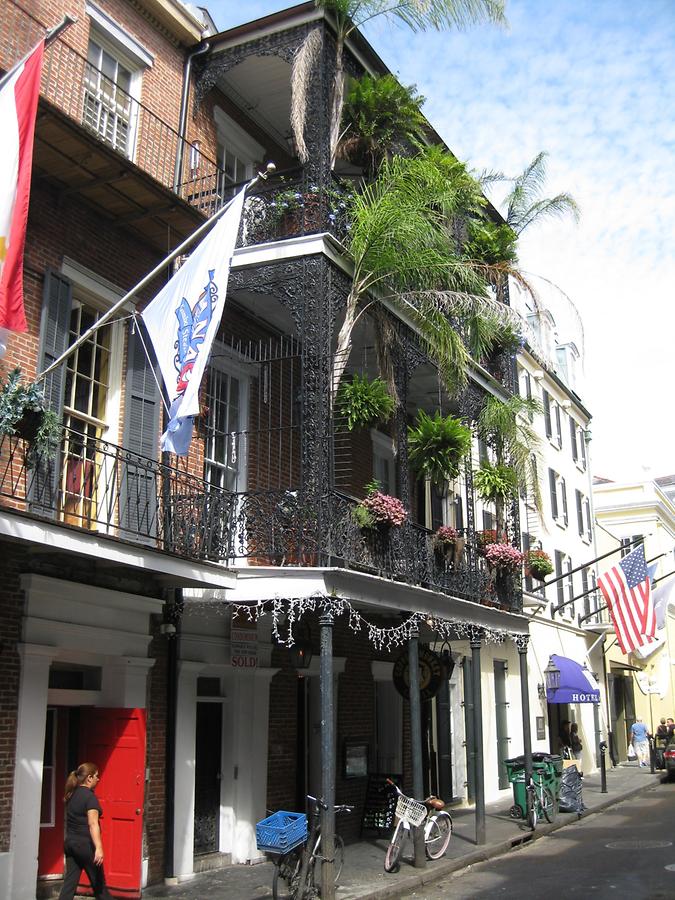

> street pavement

[
  {"left": 400, "top": 779, "right": 675, "bottom": 898},
  {"left": 143, "top": 763, "right": 666, "bottom": 899}
]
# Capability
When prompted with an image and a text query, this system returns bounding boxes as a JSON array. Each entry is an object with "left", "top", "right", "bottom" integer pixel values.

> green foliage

[
  {"left": 501, "top": 151, "right": 580, "bottom": 236},
  {"left": 341, "top": 74, "right": 426, "bottom": 175},
  {"left": 407, "top": 410, "right": 472, "bottom": 486},
  {"left": 464, "top": 219, "right": 518, "bottom": 266},
  {"left": 316, "top": 1, "right": 507, "bottom": 36},
  {"left": 474, "top": 461, "right": 519, "bottom": 504},
  {"left": 0, "top": 367, "right": 62, "bottom": 467},
  {"left": 336, "top": 373, "right": 395, "bottom": 430}
]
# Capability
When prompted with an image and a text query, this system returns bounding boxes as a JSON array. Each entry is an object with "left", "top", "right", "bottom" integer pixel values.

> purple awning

[{"left": 546, "top": 654, "right": 600, "bottom": 704}]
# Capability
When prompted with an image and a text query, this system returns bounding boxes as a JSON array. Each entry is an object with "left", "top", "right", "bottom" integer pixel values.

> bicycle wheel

[
  {"left": 527, "top": 787, "right": 537, "bottom": 831},
  {"left": 425, "top": 812, "right": 452, "bottom": 859},
  {"left": 540, "top": 785, "right": 557, "bottom": 823},
  {"left": 309, "top": 834, "right": 345, "bottom": 887},
  {"left": 384, "top": 821, "right": 405, "bottom": 873},
  {"left": 272, "top": 847, "right": 302, "bottom": 900}
]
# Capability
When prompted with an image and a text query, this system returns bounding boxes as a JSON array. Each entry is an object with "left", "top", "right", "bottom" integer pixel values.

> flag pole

[
  {"left": 37, "top": 162, "right": 276, "bottom": 382},
  {"left": 529, "top": 535, "right": 646, "bottom": 595},
  {"left": 577, "top": 565, "right": 675, "bottom": 627},
  {"left": 0, "top": 14, "right": 77, "bottom": 91}
]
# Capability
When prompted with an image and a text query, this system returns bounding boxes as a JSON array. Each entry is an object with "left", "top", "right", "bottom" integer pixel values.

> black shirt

[{"left": 66, "top": 786, "right": 102, "bottom": 839}]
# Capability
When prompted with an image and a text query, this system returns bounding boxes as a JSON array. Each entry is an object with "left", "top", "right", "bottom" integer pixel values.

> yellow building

[{"left": 593, "top": 477, "right": 675, "bottom": 761}]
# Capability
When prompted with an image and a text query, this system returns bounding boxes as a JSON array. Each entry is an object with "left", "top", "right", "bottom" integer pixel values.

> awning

[{"left": 546, "top": 654, "right": 600, "bottom": 704}]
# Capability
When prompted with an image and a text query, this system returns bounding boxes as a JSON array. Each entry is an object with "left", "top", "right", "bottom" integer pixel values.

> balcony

[
  {"left": 1, "top": 1, "right": 224, "bottom": 251},
  {"left": 0, "top": 427, "right": 232, "bottom": 563},
  {"left": 228, "top": 489, "right": 522, "bottom": 613}
]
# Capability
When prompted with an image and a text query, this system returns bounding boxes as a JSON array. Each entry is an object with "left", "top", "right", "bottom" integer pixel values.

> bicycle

[
  {"left": 383, "top": 779, "right": 452, "bottom": 873},
  {"left": 521, "top": 769, "right": 557, "bottom": 830},
  {"left": 272, "top": 794, "right": 354, "bottom": 900}
]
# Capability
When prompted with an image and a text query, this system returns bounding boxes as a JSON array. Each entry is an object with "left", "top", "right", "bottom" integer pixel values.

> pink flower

[
  {"left": 360, "top": 491, "right": 407, "bottom": 527},
  {"left": 484, "top": 542, "right": 524, "bottom": 572},
  {"left": 434, "top": 525, "right": 459, "bottom": 546}
]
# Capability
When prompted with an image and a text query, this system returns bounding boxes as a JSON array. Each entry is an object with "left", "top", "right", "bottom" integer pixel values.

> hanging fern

[
  {"left": 407, "top": 410, "right": 472, "bottom": 486},
  {"left": 336, "top": 373, "right": 395, "bottom": 430},
  {"left": 474, "top": 461, "right": 519, "bottom": 504}
]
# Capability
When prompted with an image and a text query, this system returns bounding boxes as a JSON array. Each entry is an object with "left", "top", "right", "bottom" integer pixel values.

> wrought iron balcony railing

[
  {"left": 228, "top": 489, "right": 522, "bottom": 612},
  {"left": 0, "top": 428, "right": 232, "bottom": 563}
]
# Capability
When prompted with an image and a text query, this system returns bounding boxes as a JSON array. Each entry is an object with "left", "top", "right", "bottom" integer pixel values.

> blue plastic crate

[{"left": 256, "top": 811, "right": 307, "bottom": 854}]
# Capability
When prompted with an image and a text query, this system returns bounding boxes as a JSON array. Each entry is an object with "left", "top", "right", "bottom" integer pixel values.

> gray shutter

[
  {"left": 576, "top": 489, "right": 584, "bottom": 536},
  {"left": 548, "top": 468, "right": 558, "bottom": 519},
  {"left": 555, "top": 404, "right": 562, "bottom": 447},
  {"left": 555, "top": 550, "right": 564, "bottom": 606},
  {"left": 543, "top": 391, "right": 552, "bottom": 438},
  {"left": 585, "top": 499, "right": 592, "bottom": 541},
  {"left": 120, "top": 325, "right": 160, "bottom": 542},
  {"left": 30, "top": 271, "right": 73, "bottom": 516},
  {"left": 570, "top": 417, "right": 578, "bottom": 461},
  {"left": 560, "top": 476, "right": 568, "bottom": 524}
]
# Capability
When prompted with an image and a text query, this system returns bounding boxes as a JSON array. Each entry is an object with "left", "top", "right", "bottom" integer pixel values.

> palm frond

[
  {"left": 290, "top": 28, "right": 323, "bottom": 164},
  {"left": 515, "top": 193, "right": 581, "bottom": 234}
]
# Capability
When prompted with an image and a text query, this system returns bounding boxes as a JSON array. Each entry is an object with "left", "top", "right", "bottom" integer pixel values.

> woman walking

[{"left": 58, "top": 762, "right": 113, "bottom": 900}]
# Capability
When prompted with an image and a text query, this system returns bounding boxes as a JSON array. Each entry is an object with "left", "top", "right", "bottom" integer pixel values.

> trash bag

[{"left": 558, "top": 764, "right": 585, "bottom": 814}]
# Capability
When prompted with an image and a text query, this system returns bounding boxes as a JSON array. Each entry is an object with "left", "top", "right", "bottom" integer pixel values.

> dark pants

[{"left": 59, "top": 838, "right": 113, "bottom": 900}]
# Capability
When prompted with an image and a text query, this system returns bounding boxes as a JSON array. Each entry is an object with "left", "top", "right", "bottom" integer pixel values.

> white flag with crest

[{"left": 140, "top": 187, "right": 246, "bottom": 454}]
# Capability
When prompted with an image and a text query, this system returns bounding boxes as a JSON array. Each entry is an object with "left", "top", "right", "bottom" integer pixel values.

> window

[
  {"left": 548, "top": 469, "right": 568, "bottom": 526},
  {"left": 214, "top": 107, "right": 264, "bottom": 201},
  {"left": 576, "top": 489, "right": 584, "bottom": 537},
  {"left": 554, "top": 551, "right": 572, "bottom": 613},
  {"left": 554, "top": 403, "right": 562, "bottom": 448},
  {"left": 522, "top": 532, "right": 533, "bottom": 592},
  {"left": 204, "top": 363, "right": 247, "bottom": 492},
  {"left": 555, "top": 550, "right": 564, "bottom": 607},
  {"left": 482, "top": 509, "right": 495, "bottom": 532},
  {"left": 372, "top": 431, "right": 396, "bottom": 496},
  {"left": 478, "top": 438, "right": 490, "bottom": 465},
  {"left": 585, "top": 498, "right": 592, "bottom": 542},
  {"left": 621, "top": 535, "right": 643, "bottom": 558},
  {"left": 83, "top": 38, "right": 136, "bottom": 155},
  {"left": 580, "top": 430, "right": 587, "bottom": 469}
]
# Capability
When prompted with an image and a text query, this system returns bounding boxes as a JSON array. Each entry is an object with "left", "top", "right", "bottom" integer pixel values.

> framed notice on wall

[
  {"left": 536, "top": 716, "right": 546, "bottom": 740},
  {"left": 344, "top": 741, "right": 368, "bottom": 779}
]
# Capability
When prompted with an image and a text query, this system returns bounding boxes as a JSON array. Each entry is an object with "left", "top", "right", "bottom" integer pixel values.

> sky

[{"left": 206, "top": 0, "right": 675, "bottom": 483}]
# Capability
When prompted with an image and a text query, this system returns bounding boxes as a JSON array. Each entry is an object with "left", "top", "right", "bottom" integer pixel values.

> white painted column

[
  {"left": 230, "top": 667, "right": 278, "bottom": 864},
  {"left": 9, "top": 644, "right": 57, "bottom": 900},
  {"left": 173, "top": 660, "right": 205, "bottom": 880}
]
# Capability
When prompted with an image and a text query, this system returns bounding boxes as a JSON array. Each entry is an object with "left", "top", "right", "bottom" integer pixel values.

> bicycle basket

[
  {"left": 395, "top": 795, "right": 426, "bottom": 827},
  {"left": 255, "top": 811, "right": 307, "bottom": 854}
]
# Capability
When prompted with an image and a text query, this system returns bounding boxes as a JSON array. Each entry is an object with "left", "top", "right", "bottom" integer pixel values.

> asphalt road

[{"left": 401, "top": 780, "right": 675, "bottom": 900}]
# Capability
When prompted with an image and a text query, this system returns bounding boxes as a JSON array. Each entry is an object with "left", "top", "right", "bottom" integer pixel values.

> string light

[{"left": 188, "top": 594, "right": 524, "bottom": 651}]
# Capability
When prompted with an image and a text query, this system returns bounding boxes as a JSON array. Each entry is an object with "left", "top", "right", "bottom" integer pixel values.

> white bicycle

[{"left": 383, "top": 779, "right": 453, "bottom": 873}]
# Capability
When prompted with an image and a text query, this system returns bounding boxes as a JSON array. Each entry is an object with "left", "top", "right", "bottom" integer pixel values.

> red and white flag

[
  {"left": 597, "top": 544, "right": 656, "bottom": 654},
  {"left": 0, "top": 40, "right": 44, "bottom": 333}
]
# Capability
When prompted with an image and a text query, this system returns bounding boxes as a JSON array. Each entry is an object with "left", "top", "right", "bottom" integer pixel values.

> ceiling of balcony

[
  {"left": 215, "top": 55, "right": 293, "bottom": 151},
  {"left": 33, "top": 102, "right": 205, "bottom": 255}
]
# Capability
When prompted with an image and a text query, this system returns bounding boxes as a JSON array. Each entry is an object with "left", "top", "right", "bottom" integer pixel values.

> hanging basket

[{"left": 14, "top": 409, "right": 43, "bottom": 443}]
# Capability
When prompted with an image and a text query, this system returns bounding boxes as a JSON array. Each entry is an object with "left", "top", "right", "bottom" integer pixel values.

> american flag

[{"left": 598, "top": 545, "right": 656, "bottom": 654}]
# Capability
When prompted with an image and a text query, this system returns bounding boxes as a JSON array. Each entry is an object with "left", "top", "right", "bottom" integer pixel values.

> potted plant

[
  {"left": 0, "top": 367, "right": 61, "bottom": 467},
  {"left": 408, "top": 410, "right": 472, "bottom": 487},
  {"left": 432, "top": 525, "right": 465, "bottom": 566},
  {"left": 336, "top": 373, "right": 395, "bottom": 431},
  {"left": 353, "top": 481, "right": 407, "bottom": 530},
  {"left": 483, "top": 542, "right": 524, "bottom": 573},
  {"left": 525, "top": 548, "right": 553, "bottom": 581}
]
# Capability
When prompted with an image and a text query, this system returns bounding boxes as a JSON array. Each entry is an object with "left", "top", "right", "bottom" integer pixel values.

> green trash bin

[{"left": 505, "top": 754, "right": 563, "bottom": 819}]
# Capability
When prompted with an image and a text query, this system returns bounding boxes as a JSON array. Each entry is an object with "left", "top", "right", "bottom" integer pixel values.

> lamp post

[
  {"left": 544, "top": 658, "right": 561, "bottom": 695},
  {"left": 290, "top": 620, "right": 313, "bottom": 670},
  {"left": 437, "top": 641, "right": 455, "bottom": 802}
]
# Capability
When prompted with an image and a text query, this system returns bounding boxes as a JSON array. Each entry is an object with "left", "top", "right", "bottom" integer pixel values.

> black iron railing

[
  {"left": 226, "top": 488, "right": 522, "bottom": 612},
  {"left": 0, "top": 428, "right": 232, "bottom": 562}
]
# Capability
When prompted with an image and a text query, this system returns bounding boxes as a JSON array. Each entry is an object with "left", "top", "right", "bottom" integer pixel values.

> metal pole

[
  {"left": 517, "top": 637, "right": 533, "bottom": 811},
  {"left": 37, "top": 163, "right": 276, "bottom": 382},
  {"left": 531, "top": 537, "right": 646, "bottom": 595},
  {"left": 599, "top": 741, "right": 608, "bottom": 793},
  {"left": 471, "top": 633, "right": 485, "bottom": 845},
  {"left": 408, "top": 628, "right": 426, "bottom": 868},
  {"left": 320, "top": 608, "right": 335, "bottom": 900}
]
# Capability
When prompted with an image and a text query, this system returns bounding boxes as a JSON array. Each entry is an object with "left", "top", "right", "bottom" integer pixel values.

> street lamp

[
  {"left": 290, "top": 619, "right": 313, "bottom": 670},
  {"left": 439, "top": 640, "right": 455, "bottom": 681},
  {"left": 544, "top": 658, "right": 561, "bottom": 692}
]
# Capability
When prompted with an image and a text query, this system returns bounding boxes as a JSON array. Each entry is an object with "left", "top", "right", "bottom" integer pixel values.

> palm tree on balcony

[
  {"left": 502, "top": 151, "right": 580, "bottom": 236},
  {"left": 332, "top": 145, "right": 524, "bottom": 401},
  {"left": 292, "top": 0, "right": 507, "bottom": 167}
]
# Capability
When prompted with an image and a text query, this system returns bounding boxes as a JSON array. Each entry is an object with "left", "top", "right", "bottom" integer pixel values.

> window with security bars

[
  {"left": 204, "top": 367, "right": 246, "bottom": 492},
  {"left": 60, "top": 301, "right": 112, "bottom": 528},
  {"left": 83, "top": 38, "right": 135, "bottom": 156}
]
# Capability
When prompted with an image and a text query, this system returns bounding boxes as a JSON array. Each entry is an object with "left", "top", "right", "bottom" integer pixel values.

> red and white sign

[
  {"left": 0, "top": 40, "right": 44, "bottom": 332},
  {"left": 231, "top": 624, "right": 258, "bottom": 668}
]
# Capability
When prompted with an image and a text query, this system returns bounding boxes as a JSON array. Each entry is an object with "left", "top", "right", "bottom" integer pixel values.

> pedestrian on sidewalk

[
  {"left": 630, "top": 718, "right": 650, "bottom": 768},
  {"left": 570, "top": 722, "right": 583, "bottom": 762},
  {"left": 559, "top": 720, "right": 572, "bottom": 756},
  {"left": 58, "top": 762, "right": 113, "bottom": 900}
]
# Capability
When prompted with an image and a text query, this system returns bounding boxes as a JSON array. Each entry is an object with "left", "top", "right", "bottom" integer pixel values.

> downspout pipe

[{"left": 173, "top": 40, "right": 211, "bottom": 196}]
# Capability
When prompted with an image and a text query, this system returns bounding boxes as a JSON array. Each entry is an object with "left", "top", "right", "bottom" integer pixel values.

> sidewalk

[{"left": 143, "top": 763, "right": 663, "bottom": 900}]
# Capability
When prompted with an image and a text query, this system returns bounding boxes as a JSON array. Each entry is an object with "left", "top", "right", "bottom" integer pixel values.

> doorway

[{"left": 194, "top": 702, "right": 223, "bottom": 856}]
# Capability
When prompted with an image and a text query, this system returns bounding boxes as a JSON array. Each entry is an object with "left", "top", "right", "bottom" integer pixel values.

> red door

[
  {"left": 79, "top": 708, "right": 146, "bottom": 899},
  {"left": 38, "top": 708, "right": 69, "bottom": 878}
]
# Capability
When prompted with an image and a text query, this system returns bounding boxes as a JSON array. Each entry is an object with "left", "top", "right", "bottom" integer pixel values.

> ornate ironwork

[{"left": 0, "top": 428, "right": 231, "bottom": 562}]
